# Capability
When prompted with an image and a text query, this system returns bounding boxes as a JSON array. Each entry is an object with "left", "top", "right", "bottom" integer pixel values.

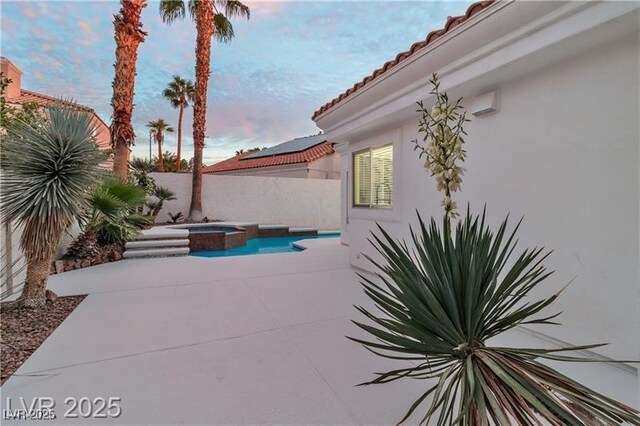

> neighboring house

[
  {"left": 1, "top": 57, "right": 112, "bottom": 168},
  {"left": 313, "top": 0, "right": 639, "bottom": 371},
  {"left": 203, "top": 134, "right": 340, "bottom": 179}
]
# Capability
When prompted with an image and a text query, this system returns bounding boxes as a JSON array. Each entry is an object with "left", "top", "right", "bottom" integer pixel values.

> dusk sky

[{"left": 2, "top": 0, "right": 473, "bottom": 164}]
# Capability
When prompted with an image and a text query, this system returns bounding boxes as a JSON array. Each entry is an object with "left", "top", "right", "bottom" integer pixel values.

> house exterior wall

[
  {"left": 92, "top": 116, "right": 113, "bottom": 170},
  {"left": 0, "top": 57, "right": 22, "bottom": 99},
  {"left": 317, "top": 2, "right": 639, "bottom": 372},
  {"left": 307, "top": 153, "right": 341, "bottom": 180},
  {"left": 150, "top": 173, "right": 341, "bottom": 230}
]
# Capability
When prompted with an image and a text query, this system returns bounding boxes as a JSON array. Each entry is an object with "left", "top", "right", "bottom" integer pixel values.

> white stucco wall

[
  {"left": 307, "top": 153, "right": 341, "bottom": 180},
  {"left": 209, "top": 163, "right": 310, "bottom": 179},
  {"left": 150, "top": 173, "right": 341, "bottom": 230},
  {"left": 0, "top": 219, "right": 80, "bottom": 298},
  {"left": 338, "top": 32, "right": 639, "bottom": 364}
]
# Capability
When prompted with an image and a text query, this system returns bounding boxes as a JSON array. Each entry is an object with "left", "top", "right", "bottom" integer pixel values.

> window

[{"left": 353, "top": 144, "right": 393, "bottom": 208}]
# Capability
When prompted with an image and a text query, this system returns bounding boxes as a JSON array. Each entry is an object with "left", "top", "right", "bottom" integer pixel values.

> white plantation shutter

[
  {"left": 353, "top": 150, "right": 371, "bottom": 206},
  {"left": 371, "top": 145, "right": 393, "bottom": 207},
  {"left": 352, "top": 144, "right": 393, "bottom": 208}
]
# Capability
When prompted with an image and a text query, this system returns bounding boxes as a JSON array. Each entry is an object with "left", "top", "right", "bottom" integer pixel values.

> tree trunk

[
  {"left": 18, "top": 219, "right": 66, "bottom": 308},
  {"left": 176, "top": 102, "right": 184, "bottom": 171},
  {"left": 157, "top": 132, "right": 164, "bottom": 172},
  {"left": 189, "top": 1, "right": 214, "bottom": 222},
  {"left": 20, "top": 256, "right": 53, "bottom": 308},
  {"left": 110, "top": 0, "right": 147, "bottom": 177},
  {"left": 113, "top": 140, "right": 130, "bottom": 176},
  {"left": 66, "top": 228, "right": 99, "bottom": 259}
]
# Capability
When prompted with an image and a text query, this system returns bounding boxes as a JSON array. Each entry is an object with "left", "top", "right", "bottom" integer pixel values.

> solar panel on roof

[{"left": 243, "top": 135, "right": 326, "bottom": 159}]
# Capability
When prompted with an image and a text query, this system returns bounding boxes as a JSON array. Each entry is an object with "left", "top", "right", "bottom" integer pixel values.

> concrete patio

[{"left": 1, "top": 239, "right": 637, "bottom": 424}]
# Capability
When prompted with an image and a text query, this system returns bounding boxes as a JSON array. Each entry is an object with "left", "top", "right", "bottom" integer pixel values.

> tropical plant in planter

[
  {"left": 67, "top": 178, "right": 151, "bottom": 259},
  {"left": 350, "top": 74, "right": 640, "bottom": 425},
  {"left": 0, "top": 106, "right": 105, "bottom": 307}
]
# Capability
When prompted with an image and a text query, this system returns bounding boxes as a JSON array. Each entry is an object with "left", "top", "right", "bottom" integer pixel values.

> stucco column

[{"left": 333, "top": 142, "right": 350, "bottom": 246}]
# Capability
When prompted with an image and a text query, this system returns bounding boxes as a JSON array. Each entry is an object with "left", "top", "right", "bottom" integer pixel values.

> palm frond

[
  {"left": 159, "top": 0, "right": 186, "bottom": 24},
  {"left": 153, "top": 186, "right": 176, "bottom": 201},
  {"left": 74, "top": 178, "right": 149, "bottom": 247},
  {"left": 220, "top": 0, "right": 250, "bottom": 19},
  {"left": 213, "top": 13, "right": 234, "bottom": 42}
]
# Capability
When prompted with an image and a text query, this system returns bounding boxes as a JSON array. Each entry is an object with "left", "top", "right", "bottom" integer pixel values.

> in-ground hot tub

[{"left": 184, "top": 224, "right": 259, "bottom": 251}]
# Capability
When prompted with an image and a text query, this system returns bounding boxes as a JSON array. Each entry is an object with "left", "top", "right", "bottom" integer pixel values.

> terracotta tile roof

[
  {"left": 7, "top": 89, "right": 108, "bottom": 128},
  {"left": 312, "top": 0, "right": 495, "bottom": 120},
  {"left": 203, "top": 140, "right": 334, "bottom": 173}
]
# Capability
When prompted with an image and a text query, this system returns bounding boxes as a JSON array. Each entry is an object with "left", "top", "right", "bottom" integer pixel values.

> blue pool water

[{"left": 190, "top": 233, "right": 340, "bottom": 258}]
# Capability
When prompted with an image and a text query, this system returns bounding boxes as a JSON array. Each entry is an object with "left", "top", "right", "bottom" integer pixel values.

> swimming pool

[{"left": 190, "top": 233, "right": 340, "bottom": 258}]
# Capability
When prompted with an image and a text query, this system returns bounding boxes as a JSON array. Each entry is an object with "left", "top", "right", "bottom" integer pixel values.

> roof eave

[{"left": 311, "top": 0, "right": 498, "bottom": 123}]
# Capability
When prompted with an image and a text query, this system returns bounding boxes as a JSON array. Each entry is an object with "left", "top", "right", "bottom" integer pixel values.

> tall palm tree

[
  {"left": 146, "top": 119, "right": 174, "bottom": 172},
  {"left": 110, "top": 0, "right": 147, "bottom": 177},
  {"left": 159, "top": 0, "right": 250, "bottom": 221},
  {"left": 0, "top": 106, "right": 105, "bottom": 307},
  {"left": 163, "top": 75, "right": 194, "bottom": 172}
]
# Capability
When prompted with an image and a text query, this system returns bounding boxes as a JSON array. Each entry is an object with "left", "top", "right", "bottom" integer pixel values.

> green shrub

[{"left": 67, "top": 178, "right": 152, "bottom": 258}]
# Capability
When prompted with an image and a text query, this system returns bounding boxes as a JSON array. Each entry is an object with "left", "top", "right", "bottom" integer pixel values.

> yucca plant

[
  {"left": 350, "top": 74, "right": 639, "bottom": 424},
  {"left": 0, "top": 105, "right": 105, "bottom": 307},
  {"left": 67, "top": 178, "right": 151, "bottom": 258},
  {"left": 352, "top": 211, "right": 640, "bottom": 425}
]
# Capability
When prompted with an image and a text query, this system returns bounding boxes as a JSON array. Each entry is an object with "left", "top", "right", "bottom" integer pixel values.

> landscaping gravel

[{"left": 1, "top": 295, "right": 86, "bottom": 385}]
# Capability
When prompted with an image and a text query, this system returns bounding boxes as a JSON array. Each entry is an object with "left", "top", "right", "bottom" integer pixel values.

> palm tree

[
  {"left": 146, "top": 119, "right": 174, "bottom": 172},
  {"left": 163, "top": 75, "right": 194, "bottom": 172},
  {"left": 110, "top": 0, "right": 147, "bottom": 177},
  {"left": 159, "top": 0, "right": 250, "bottom": 221},
  {"left": 0, "top": 106, "right": 105, "bottom": 307}
]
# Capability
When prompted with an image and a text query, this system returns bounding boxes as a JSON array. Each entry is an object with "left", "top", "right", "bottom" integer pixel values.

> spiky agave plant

[
  {"left": 0, "top": 105, "right": 105, "bottom": 306},
  {"left": 351, "top": 211, "right": 639, "bottom": 424}
]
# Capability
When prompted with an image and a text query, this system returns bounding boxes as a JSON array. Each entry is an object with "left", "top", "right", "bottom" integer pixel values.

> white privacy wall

[
  {"left": 343, "top": 33, "right": 639, "bottom": 362},
  {"left": 150, "top": 173, "right": 341, "bottom": 230}
]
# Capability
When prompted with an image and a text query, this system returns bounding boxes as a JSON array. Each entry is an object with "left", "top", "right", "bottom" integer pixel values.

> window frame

[{"left": 352, "top": 143, "right": 393, "bottom": 209}]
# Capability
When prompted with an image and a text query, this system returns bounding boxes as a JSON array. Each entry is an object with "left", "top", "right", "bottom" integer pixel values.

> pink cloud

[
  {"left": 78, "top": 20, "right": 92, "bottom": 33},
  {"left": 29, "top": 53, "right": 63, "bottom": 69},
  {"left": 245, "top": 1, "right": 287, "bottom": 21},
  {"left": 19, "top": 3, "right": 37, "bottom": 18}
]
